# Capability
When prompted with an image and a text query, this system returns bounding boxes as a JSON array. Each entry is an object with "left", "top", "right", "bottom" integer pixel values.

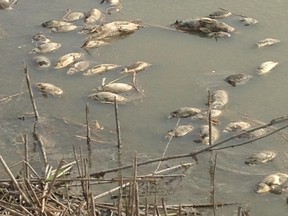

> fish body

[
  {"left": 256, "top": 38, "right": 280, "bottom": 48},
  {"left": 257, "top": 61, "right": 278, "bottom": 74},
  {"left": 31, "top": 42, "right": 61, "bottom": 54},
  {"left": 83, "top": 64, "right": 120, "bottom": 75},
  {"left": 33, "top": 56, "right": 51, "bottom": 69},
  {"left": 168, "top": 107, "right": 201, "bottom": 119},
  {"left": 166, "top": 125, "right": 194, "bottom": 138},
  {"left": 200, "top": 125, "right": 219, "bottom": 145},
  {"left": 67, "top": 61, "right": 90, "bottom": 75},
  {"left": 55, "top": 52, "right": 84, "bottom": 69},
  {"left": 223, "top": 121, "right": 251, "bottom": 133},
  {"left": 245, "top": 151, "right": 276, "bottom": 165},
  {"left": 89, "top": 92, "right": 128, "bottom": 104},
  {"left": 36, "top": 82, "right": 63, "bottom": 96},
  {"left": 96, "top": 83, "right": 133, "bottom": 93},
  {"left": 210, "top": 90, "right": 229, "bottom": 110}
]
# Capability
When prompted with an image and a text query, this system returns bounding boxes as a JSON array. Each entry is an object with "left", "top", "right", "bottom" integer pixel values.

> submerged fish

[
  {"left": 165, "top": 125, "right": 194, "bottom": 139},
  {"left": 36, "top": 82, "right": 63, "bottom": 96},
  {"left": 240, "top": 17, "right": 258, "bottom": 26},
  {"left": 256, "top": 38, "right": 280, "bottom": 48},
  {"left": 83, "top": 64, "right": 120, "bottom": 75},
  {"left": 209, "top": 10, "right": 232, "bottom": 19},
  {"left": 42, "top": 20, "right": 72, "bottom": 28},
  {"left": 88, "top": 92, "right": 128, "bottom": 104},
  {"left": 200, "top": 125, "right": 220, "bottom": 145},
  {"left": 255, "top": 173, "right": 288, "bottom": 194},
  {"left": 32, "top": 33, "right": 51, "bottom": 43},
  {"left": 245, "top": 150, "right": 276, "bottom": 165},
  {"left": 85, "top": 8, "right": 103, "bottom": 23},
  {"left": 257, "top": 61, "right": 278, "bottom": 74},
  {"left": 224, "top": 73, "right": 251, "bottom": 87},
  {"left": 51, "top": 24, "right": 78, "bottom": 33},
  {"left": 168, "top": 107, "right": 201, "bottom": 119}
]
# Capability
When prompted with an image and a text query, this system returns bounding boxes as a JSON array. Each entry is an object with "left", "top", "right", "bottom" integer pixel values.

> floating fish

[
  {"left": 223, "top": 121, "right": 251, "bottom": 133},
  {"left": 36, "top": 82, "right": 63, "bottom": 96},
  {"left": 210, "top": 90, "right": 229, "bottom": 110},
  {"left": 62, "top": 9, "right": 84, "bottom": 22},
  {"left": 33, "top": 56, "right": 51, "bottom": 69},
  {"left": 67, "top": 61, "right": 90, "bottom": 75},
  {"left": 88, "top": 92, "right": 128, "bottom": 104},
  {"left": 245, "top": 151, "right": 276, "bottom": 165},
  {"left": 85, "top": 8, "right": 103, "bottom": 23},
  {"left": 240, "top": 17, "right": 258, "bottom": 26},
  {"left": 255, "top": 173, "right": 288, "bottom": 194},
  {"left": 51, "top": 24, "right": 78, "bottom": 33},
  {"left": 96, "top": 82, "right": 134, "bottom": 93},
  {"left": 81, "top": 39, "right": 108, "bottom": 49},
  {"left": 55, "top": 52, "right": 84, "bottom": 69},
  {"left": 165, "top": 125, "right": 194, "bottom": 139},
  {"left": 32, "top": 33, "right": 51, "bottom": 43},
  {"left": 121, "top": 61, "right": 151, "bottom": 73},
  {"left": 31, "top": 42, "right": 61, "bottom": 54},
  {"left": 256, "top": 38, "right": 280, "bottom": 48},
  {"left": 257, "top": 61, "right": 278, "bottom": 74},
  {"left": 83, "top": 64, "right": 120, "bottom": 75},
  {"left": 191, "top": 109, "right": 222, "bottom": 120}
]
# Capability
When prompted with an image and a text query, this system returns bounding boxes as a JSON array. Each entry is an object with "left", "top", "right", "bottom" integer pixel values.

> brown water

[{"left": 1, "top": 0, "right": 288, "bottom": 215}]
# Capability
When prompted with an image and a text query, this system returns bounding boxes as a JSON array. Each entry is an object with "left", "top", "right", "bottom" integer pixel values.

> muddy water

[{"left": 1, "top": 0, "right": 288, "bottom": 215}]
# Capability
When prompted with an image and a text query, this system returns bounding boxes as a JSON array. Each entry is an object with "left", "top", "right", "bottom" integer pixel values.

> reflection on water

[{"left": 1, "top": 0, "right": 288, "bottom": 215}]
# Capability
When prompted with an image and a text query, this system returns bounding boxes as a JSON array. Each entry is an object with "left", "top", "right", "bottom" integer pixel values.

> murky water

[{"left": 1, "top": 0, "right": 288, "bottom": 215}]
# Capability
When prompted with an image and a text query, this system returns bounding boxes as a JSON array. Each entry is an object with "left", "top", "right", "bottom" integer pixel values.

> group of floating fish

[
  {"left": 25, "top": 0, "right": 153, "bottom": 103},
  {"left": 2, "top": 1, "right": 286, "bottom": 197},
  {"left": 169, "top": 10, "right": 285, "bottom": 195}
]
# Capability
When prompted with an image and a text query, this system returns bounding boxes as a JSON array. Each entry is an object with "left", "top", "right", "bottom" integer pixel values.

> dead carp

[
  {"left": 33, "top": 56, "right": 51, "bottom": 69},
  {"left": 36, "top": 82, "right": 63, "bottom": 96},
  {"left": 88, "top": 92, "right": 128, "bottom": 104},
  {"left": 165, "top": 125, "right": 194, "bottom": 139},
  {"left": 245, "top": 150, "right": 276, "bottom": 165},
  {"left": 83, "top": 64, "right": 120, "bottom": 75},
  {"left": 121, "top": 61, "right": 151, "bottom": 73},
  {"left": 223, "top": 121, "right": 251, "bottom": 133},
  {"left": 31, "top": 41, "right": 61, "bottom": 54},
  {"left": 168, "top": 107, "right": 201, "bottom": 119},
  {"left": 96, "top": 83, "right": 134, "bottom": 93},
  {"left": 224, "top": 73, "right": 251, "bottom": 87},
  {"left": 200, "top": 125, "right": 219, "bottom": 145},
  {"left": 257, "top": 61, "right": 278, "bottom": 74},
  {"left": 55, "top": 52, "right": 84, "bottom": 69},
  {"left": 210, "top": 90, "right": 229, "bottom": 110},
  {"left": 67, "top": 61, "right": 90, "bottom": 75}
]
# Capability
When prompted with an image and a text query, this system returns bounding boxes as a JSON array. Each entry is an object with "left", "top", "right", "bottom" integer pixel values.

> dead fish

[
  {"left": 81, "top": 39, "right": 108, "bottom": 49},
  {"left": 165, "top": 125, "right": 194, "bottom": 139},
  {"left": 168, "top": 107, "right": 201, "bottom": 119},
  {"left": 51, "top": 24, "right": 78, "bottom": 33},
  {"left": 42, "top": 20, "right": 72, "bottom": 28},
  {"left": 32, "top": 33, "right": 51, "bottom": 43},
  {"left": 88, "top": 92, "right": 128, "bottom": 104},
  {"left": 121, "top": 61, "right": 151, "bottom": 73},
  {"left": 96, "top": 82, "right": 134, "bottom": 93},
  {"left": 33, "top": 56, "right": 51, "bottom": 69},
  {"left": 245, "top": 150, "right": 276, "bottom": 165},
  {"left": 83, "top": 64, "right": 120, "bottom": 75},
  {"left": 62, "top": 9, "right": 84, "bottom": 22},
  {"left": 31, "top": 42, "right": 61, "bottom": 54},
  {"left": 55, "top": 52, "right": 84, "bottom": 69},
  {"left": 256, "top": 38, "right": 280, "bottom": 48},
  {"left": 240, "top": 17, "right": 258, "bottom": 26},
  {"left": 224, "top": 73, "right": 251, "bottom": 87},
  {"left": 240, "top": 128, "right": 269, "bottom": 139},
  {"left": 36, "top": 82, "right": 63, "bottom": 96},
  {"left": 210, "top": 90, "right": 229, "bottom": 110},
  {"left": 67, "top": 61, "right": 90, "bottom": 75},
  {"left": 257, "top": 61, "right": 278, "bottom": 74},
  {"left": 191, "top": 109, "right": 222, "bottom": 120},
  {"left": 85, "top": 8, "right": 103, "bottom": 23},
  {"left": 255, "top": 173, "right": 288, "bottom": 194},
  {"left": 209, "top": 10, "right": 232, "bottom": 19},
  {"left": 101, "top": 0, "right": 120, "bottom": 6},
  {"left": 200, "top": 125, "right": 219, "bottom": 145},
  {"left": 0, "top": 0, "right": 15, "bottom": 9},
  {"left": 90, "top": 20, "right": 142, "bottom": 40},
  {"left": 223, "top": 121, "right": 251, "bottom": 133},
  {"left": 207, "top": 31, "right": 231, "bottom": 38}
]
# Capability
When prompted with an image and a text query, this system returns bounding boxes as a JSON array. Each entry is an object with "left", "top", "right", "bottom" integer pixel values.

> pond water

[{"left": 1, "top": 0, "right": 288, "bottom": 215}]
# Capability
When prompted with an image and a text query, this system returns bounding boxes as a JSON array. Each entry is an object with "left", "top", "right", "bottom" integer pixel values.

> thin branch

[{"left": 114, "top": 97, "right": 122, "bottom": 148}]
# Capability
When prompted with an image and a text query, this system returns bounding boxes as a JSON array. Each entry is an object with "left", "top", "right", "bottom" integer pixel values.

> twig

[
  {"left": 0, "top": 92, "right": 22, "bottom": 103},
  {"left": 23, "top": 134, "right": 29, "bottom": 178},
  {"left": 154, "top": 118, "right": 180, "bottom": 173},
  {"left": 208, "top": 90, "right": 212, "bottom": 146},
  {"left": 209, "top": 153, "right": 218, "bottom": 216},
  {"left": 0, "top": 156, "right": 31, "bottom": 205},
  {"left": 86, "top": 103, "right": 92, "bottom": 168},
  {"left": 161, "top": 198, "right": 168, "bottom": 216},
  {"left": 90, "top": 192, "right": 96, "bottom": 216},
  {"left": 114, "top": 97, "right": 122, "bottom": 148},
  {"left": 24, "top": 63, "right": 39, "bottom": 121},
  {"left": 33, "top": 131, "right": 48, "bottom": 167}
]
